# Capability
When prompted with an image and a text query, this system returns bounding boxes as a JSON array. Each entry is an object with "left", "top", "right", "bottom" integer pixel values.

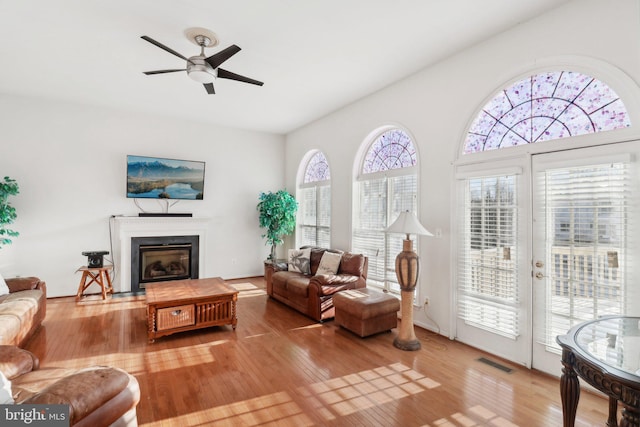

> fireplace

[
  {"left": 112, "top": 216, "right": 209, "bottom": 293},
  {"left": 131, "top": 235, "right": 199, "bottom": 293}
]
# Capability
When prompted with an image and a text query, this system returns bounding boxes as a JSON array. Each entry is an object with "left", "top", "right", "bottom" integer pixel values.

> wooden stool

[
  {"left": 333, "top": 288, "right": 400, "bottom": 337},
  {"left": 76, "top": 266, "right": 113, "bottom": 300}
]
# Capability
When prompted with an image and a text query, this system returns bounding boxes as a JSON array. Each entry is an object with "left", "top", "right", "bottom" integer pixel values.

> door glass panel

[
  {"left": 536, "top": 161, "right": 629, "bottom": 352},
  {"left": 458, "top": 174, "right": 520, "bottom": 339}
]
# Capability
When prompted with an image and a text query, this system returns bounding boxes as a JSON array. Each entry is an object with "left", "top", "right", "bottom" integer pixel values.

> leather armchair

[{"left": 0, "top": 345, "right": 140, "bottom": 427}]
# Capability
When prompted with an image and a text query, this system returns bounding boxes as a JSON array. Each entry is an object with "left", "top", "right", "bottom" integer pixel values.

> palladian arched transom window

[
  {"left": 304, "top": 151, "right": 331, "bottom": 183},
  {"left": 464, "top": 71, "right": 631, "bottom": 154},
  {"left": 299, "top": 151, "right": 331, "bottom": 248},
  {"left": 353, "top": 128, "right": 418, "bottom": 294},
  {"left": 363, "top": 129, "right": 417, "bottom": 172}
]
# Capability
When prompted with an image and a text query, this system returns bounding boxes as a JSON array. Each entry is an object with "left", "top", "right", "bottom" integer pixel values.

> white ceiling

[{"left": 0, "top": 1, "right": 570, "bottom": 134}]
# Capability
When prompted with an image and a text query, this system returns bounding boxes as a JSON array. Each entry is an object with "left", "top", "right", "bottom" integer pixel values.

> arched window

[
  {"left": 353, "top": 128, "right": 418, "bottom": 293},
  {"left": 464, "top": 71, "right": 630, "bottom": 154},
  {"left": 298, "top": 151, "right": 331, "bottom": 248}
]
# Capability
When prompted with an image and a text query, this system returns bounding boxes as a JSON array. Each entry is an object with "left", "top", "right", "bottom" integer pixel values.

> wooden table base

[{"left": 76, "top": 266, "right": 113, "bottom": 300}]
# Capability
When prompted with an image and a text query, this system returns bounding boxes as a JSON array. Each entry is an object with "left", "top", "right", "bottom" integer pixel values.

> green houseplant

[
  {"left": 0, "top": 176, "right": 19, "bottom": 248},
  {"left": 257, "top": 190, "right": 298, "bottom": 261}
]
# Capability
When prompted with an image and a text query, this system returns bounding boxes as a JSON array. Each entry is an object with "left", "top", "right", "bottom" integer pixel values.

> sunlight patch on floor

[
  {"left": 137, "top": 360, "right": 522, "bottom": 426},
  {"left": 232, "top": 282, "right": 267, "bottom": 299},
  {"left": 141, "top": 391, "right": 314, "bottom": 426},
  {"left": 64, "top": 344, "right": 220, "bottom": 376},
  {"left": 231, "top": 283, "right": 259, "bottom": 291},
  {"left": 290, "top": 324, "right": 323, "bottom": 332},
  {"left": 42, "top": 352, "right": 144, "bottom": 373},
  {"left": 143, "top": 343, "right": 219, "bottom": 373},
  {"left": 140, "top": 362, "right": 442, "bottom": 425},
  {"left": 425, "top": 405, "right": 520, "bottom": 427},
  {"left": 301, "top": 362, "right": 441, "bottom": 420},
  {"left": 237, "top": 289, "right": 267, "bottom": 298}
]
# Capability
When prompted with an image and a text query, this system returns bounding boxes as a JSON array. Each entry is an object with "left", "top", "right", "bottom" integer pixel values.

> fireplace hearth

[{"left": 131, "top": 235, "right": 199, "bottom": 293}]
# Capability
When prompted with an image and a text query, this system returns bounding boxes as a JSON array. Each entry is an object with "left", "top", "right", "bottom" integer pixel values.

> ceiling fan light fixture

[{"left": 187, "top": 69, "right": 215, "bottom": 84}]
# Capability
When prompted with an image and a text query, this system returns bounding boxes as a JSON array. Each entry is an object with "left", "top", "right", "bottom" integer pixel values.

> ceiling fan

[{"left": 141, "top": 27, "right": 264, "bottom": 94}]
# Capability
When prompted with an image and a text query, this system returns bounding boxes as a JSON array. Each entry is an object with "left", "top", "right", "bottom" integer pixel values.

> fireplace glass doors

[
  {"left": 131, "top": 235, "right": 199, "bottom": 292},
  {"left": 141, "top": 244, "right": 191, "bottom": 283}
]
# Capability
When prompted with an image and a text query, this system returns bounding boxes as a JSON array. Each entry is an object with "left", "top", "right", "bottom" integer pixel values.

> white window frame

[{"left": 297, "top": 151, "right": 331, "bottom": 248}]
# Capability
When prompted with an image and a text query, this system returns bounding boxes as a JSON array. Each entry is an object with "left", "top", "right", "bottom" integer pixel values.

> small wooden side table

[{"left": 76, "top": 266, "right": 113, "bottom": 300}]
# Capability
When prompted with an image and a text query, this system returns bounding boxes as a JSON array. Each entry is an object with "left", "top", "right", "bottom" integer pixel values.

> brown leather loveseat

[{"left": 265, "top": 247, "right": 368, "bottom": 321}]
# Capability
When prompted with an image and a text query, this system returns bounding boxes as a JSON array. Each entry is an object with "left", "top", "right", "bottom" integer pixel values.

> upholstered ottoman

[{"left": 333, "top": 288, "right": 399, "bottom": 337}]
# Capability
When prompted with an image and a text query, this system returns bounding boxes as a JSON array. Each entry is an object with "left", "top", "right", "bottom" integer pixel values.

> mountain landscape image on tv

[{"left": 127, "top": 155, "right": 205, "bottom": 200}]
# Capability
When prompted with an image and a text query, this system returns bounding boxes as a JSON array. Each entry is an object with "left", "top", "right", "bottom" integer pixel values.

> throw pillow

[
  {"left": 288, "top": 248, "right": 311, "bottom": 274},
  {"left": 316, "top": 251, "right": 342, "bottom": 275},
  {"left": 0, "top": 272, "right": 9, "bottom": 297},
  {"left": 0, "top": 371, "right": 13, "bottom": 404}
]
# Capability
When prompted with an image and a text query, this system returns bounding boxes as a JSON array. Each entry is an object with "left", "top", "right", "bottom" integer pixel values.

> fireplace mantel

[{"left": 112, "top": 216, "right": 210, "bottom": 293}]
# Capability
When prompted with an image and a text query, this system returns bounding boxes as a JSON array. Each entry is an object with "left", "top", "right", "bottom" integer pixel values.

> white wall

[
  {"left": 0, "top": 94, "right": 285, "bottom": 297},
  {"left": 284, "top": 0, "right": 640, "bottom": 337}
]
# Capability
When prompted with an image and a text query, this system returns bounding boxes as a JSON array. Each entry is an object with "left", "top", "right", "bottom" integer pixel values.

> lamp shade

[{"left": 386, "top": 211, "right": 433, "bottom": 237}]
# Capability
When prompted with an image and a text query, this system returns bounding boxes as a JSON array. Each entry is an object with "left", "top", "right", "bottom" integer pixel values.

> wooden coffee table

[{"left": 146, "top": 277, "right": 238, "bottom": 342}]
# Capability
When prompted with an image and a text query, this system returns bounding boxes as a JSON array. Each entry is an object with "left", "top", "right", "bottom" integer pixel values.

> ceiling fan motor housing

[{"left": 186, "top": 56, "right": 217, "bottom": 83}]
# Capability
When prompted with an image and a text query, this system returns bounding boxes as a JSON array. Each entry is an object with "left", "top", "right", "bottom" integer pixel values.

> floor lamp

[{"left": 386, "top": 210, "right": 432, "bottom": 351}]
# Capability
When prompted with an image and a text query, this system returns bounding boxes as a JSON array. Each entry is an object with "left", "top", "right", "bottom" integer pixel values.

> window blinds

[
  {"left": 535, "top": 162, "right": 630, "bottom": 350},
  {"left": 299, "top": 184, "right": 331, "bottom": 248},
  {"left": 458, "top": 174, "right": 520, "bottom": 339},
  {"left": 317, "top": 185, "right": 331, "bottom": 248},
  {"left": 353, "top": 174, "right": 417, "bottom": 292}
]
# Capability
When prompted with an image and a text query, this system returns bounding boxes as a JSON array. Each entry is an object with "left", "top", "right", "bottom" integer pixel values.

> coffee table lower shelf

[{"left": 146, "top": 278, "right": 238, "bottom": 343}]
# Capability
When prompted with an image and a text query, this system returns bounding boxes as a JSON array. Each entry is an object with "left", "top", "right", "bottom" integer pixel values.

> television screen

[{"left": 126, "top": 155, "right": 205, "bottom": 200}]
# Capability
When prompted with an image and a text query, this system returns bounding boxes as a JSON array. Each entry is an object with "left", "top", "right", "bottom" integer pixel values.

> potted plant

[
  {"left": 257, "top": 190, "right": 298, "bottom": 261},
  {"left": 0, "top": 176, "right": 19, "bottom": 248}
]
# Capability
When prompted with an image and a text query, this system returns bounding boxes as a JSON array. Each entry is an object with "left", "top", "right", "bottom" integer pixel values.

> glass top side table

[{"left": 557, "top": 316, "right": 640, "bottom": 427}]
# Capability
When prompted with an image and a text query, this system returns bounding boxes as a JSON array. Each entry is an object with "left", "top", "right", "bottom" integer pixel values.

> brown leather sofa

[
  {"left": 0, "top": 277, "right": 46, "bottom": 347},
  {"left": 0, "top": 345, "right": 140, "bottom": 426},
  {"left": 265, "top": 247, "right": 368, "bottom": 321}
]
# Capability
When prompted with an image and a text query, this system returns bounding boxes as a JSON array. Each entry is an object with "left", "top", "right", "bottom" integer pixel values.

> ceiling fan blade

[
  {"left": 141, "top": 36, "right": 189, "bottom": 62},
  {"left": 143, "top": 69, "right": 186, "bottom": 75},
  {"left": 204, "top": 83, "right": 215, "bottom": 94},
  {"left": 205, "top": 45, "right": 241, "bottom": 69},
  {"left": 217, "top": 68, "right": 264, "bottom": 86}
]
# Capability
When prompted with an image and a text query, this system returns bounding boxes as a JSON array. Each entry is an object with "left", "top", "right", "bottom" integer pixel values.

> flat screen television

[{"left": 126, "top": 155, "right": 205, "bottom": 200}]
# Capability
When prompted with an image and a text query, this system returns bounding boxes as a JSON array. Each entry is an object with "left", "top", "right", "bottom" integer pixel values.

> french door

[
  {"left": 456, "top": 141, "right": 640, "bottom": 374},
  {"left": 531, "top": 141, "right": 640, "bottom": 375}
]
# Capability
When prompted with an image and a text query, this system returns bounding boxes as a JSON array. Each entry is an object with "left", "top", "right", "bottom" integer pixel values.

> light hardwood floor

[{"left": 24, "top": 277, "right": 610, "bottom": 426}]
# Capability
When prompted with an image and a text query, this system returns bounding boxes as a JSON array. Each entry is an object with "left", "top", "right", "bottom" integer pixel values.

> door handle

[{"left": 535, "top": 272, "right": 544, "bottom": 280}]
